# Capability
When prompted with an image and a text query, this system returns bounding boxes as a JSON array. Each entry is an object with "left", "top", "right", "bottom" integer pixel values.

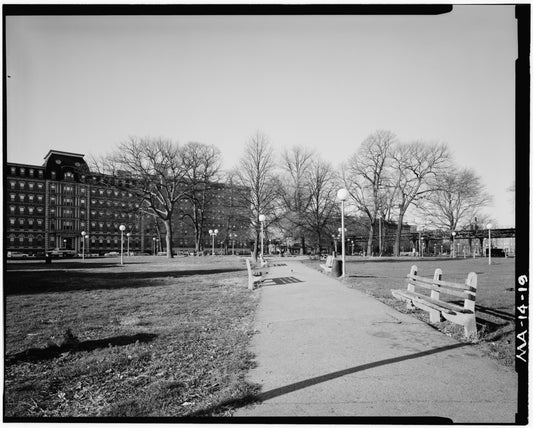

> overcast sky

[{"left": 5, "top": 5, "right": 517, "bottom": 227}]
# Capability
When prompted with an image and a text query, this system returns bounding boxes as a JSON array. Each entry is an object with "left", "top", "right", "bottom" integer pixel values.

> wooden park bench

[
  {"left": 246, "top": 258, "right": 269, "bottom": 290},
  {"left": 391, "top": 265, "right": 478, "bottom": 338},
  {"left": 320, "top": 255, "right": 334, "bottom": 274},
  {"left": 259, "top": 255, "right": 269, "bottom": 268}
]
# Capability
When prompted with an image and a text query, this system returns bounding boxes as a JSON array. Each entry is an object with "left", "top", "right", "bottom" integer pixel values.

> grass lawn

[
  {"left": 303, "top": 256, "right": 516, "bottom": 367},
  {"left": 4, "top": 256, "right": 259, "bottom": 418}
]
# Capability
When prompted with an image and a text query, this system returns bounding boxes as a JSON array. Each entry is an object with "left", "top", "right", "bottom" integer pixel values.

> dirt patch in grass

[
  {"left": 303, "top": 257, "right": 516, "bottom": 367},
  {"left": 4, "top": 257, "right": 260, "bottom": 418}
]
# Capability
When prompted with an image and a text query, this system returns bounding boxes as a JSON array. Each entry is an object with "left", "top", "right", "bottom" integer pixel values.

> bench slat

[
  {"left": 408, "top": 274, "right": 476, "bottom": 292},
  {"left": 393, "top": 289, "right": 472, "bottom": 314},
  {"left": 406, "top": 279, "right": 474, "bottom": 300}
]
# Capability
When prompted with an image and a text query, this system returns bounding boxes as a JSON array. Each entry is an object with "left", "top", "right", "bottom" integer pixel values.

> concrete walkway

[{"left": 234, "top": 259, "right": 517, "bottom": 423}]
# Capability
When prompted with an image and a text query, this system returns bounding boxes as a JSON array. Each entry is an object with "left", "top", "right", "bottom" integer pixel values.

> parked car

[
  {"left": 50, "top": 248, "right": 77, "bottom": 258},
  {"left": 7, "top": 251, "right": 29, "bottom": 259},
  {"left": 104, "top": 251, "right": 120, "bottom": 257}
]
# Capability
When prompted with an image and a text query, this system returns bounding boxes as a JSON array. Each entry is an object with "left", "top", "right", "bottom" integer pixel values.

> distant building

[{"left": 5, "top": 150, "right": 249, "bottom": 256}]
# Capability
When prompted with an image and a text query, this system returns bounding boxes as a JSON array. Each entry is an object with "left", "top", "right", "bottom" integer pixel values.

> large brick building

[{"left": 6, "top": 150, "right": 250, "bottom": 256}]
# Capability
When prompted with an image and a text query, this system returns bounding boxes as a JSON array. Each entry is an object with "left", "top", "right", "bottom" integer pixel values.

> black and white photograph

[{"left": 3, "top": 3, "right": 528, "bottom": 423}]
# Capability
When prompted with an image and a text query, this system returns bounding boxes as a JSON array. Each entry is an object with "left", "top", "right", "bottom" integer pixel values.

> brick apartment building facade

[{"left": 6, "top": 150, "right": 249, "bottom": 256}]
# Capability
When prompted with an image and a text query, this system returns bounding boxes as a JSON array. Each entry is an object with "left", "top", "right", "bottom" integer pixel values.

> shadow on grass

[
  {"left": 188, "top": 342, "right": 468, "bottom": 417},
  {"left": 5, "top": 333, "right": 158, "bottom": 365},
  {"left": 5, "top": 268, "right": 244, "bottom": 295},
  {"left": 5, "top": 262, "right": 138, "bottom": 270}
]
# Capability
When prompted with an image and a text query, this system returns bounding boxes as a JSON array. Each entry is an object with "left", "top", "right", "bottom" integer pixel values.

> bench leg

[
  {"left": 463, "top": 316, "right": 477, "bottom": 338},
  {"left": 428, "top": 308, "right": 442, "bottom": 324}
]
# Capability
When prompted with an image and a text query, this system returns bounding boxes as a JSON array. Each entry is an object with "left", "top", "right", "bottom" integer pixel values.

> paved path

[{"left": 234, "top": 259, "right": 517, "bottom": 423}]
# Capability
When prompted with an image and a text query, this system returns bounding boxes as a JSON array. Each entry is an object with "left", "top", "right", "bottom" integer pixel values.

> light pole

[
  {"left": 209, "top": 229, "right": 218, "bottom": 255},
  {"left": 126, "top": 232, "right": 131, "bottom": 256},
  {"left": 451, "top": 231, "right": 456, "bottom": 258},
  {"left": 337, "top": 188, "right": 349, "bottom": 277},
  {"left": 231, "top": 233, "right": 237, "bottom": 255},
  {"left": 81, "top": 231, "right": 86, "bottom": 260},
  {"left": 119, "top": 224, "right": 126, "bottom": 265},
  {"left": 153, "top": 237, "right": 156, "bottom": 256},
  {"left": 487, "top": 223, "right": 493, "bottom": 265},
  {"left": 259, "top": 214, "right": 266, "bottom": 258}
]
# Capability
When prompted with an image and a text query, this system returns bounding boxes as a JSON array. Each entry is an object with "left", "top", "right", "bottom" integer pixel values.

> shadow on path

[
  {"left": 189, "top": 342, "right": 470, "bottom": 417},
  {"left": 5, "top": 332, "right": 158, "bottom": 365}
]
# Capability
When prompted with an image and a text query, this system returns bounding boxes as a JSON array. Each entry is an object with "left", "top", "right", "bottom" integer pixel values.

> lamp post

[
  {"left": 209, "top": 229, "right": 218, "bottom": 255},
  {"left": 487, "top": 223, "right": 493, "bottom": 265},
  {"left": 451, "top": 231, "right": 456, "bottom": 258},
  {"left": 152, "top": 237, "right": 156, "bottom": 256},
  {"left": 81, "top": 231, "right": 86, "bottom": 260},
  {"left": 119, "top": 224, "right": 126, "bottom": 265},
  {"left": 337, "top": 188, "right": 349, "bottom": 277},
  {"left": 258, "top": 214, "right": 266, "bottom": 258},
  {"left": 126, "top": 232, "right": 131, "bottom": 256}
]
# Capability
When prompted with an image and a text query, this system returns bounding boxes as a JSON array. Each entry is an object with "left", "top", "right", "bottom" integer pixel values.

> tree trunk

[
  {"left": 366, "top": 222, "right": 374, "bottom": 256},
  {"left": 394, "top": 211, "right": 406, "bottom": 257},
  {"left": 164, "top": 219, "right": 173, "bottom": 258}
]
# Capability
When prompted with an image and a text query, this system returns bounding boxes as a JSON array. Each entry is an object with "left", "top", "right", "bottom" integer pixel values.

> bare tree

[
  {"left": 232, "top": 131, "right": 281, "bottom": 260},
  {"left": 342, "top": 130, "right": 397, "bottom": 255},
  {"left": 421, "top": 167, "right": 493, "bottom": 232},
  {"left": 180, "top": 142, "right": 222, "bottom": 253},
  {"left": 94, "top": 137, "right": 187, "bottom": 258},
  {"left": 390, "top": 141, "right": 450, "bottom": 256},
  {"left": 302, "top": 157, "right": 340, "bottom": 253},
  {"left": 280, "top": 146, "right": 315, "bottom": 254}
]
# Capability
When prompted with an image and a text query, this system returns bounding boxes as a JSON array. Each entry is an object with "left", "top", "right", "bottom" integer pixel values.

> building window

[
  {"left": 19, "top": 219, "right": 24, "bottom": 226},
  {"left": 10, "top": 181, "right": 16, "bottom": 189},
  {"left": 51, "top": 171, "right": 56, "bottom": 180},
  {"left": 37, "top": 183, "right": 44, "bottom": 190},
  {"left": 37, "top": 207, "right": 43, "bottom": 213},
  {"left": 28, "top": 182, "right": 34, "bottom": 190},
  {"left": 38, "top": 170, "right": 43, "bottom": 178},
  {"left": 19, "top": 194, "right": 25, "bottom": 202},
  {"left": 19, "top": 207, "right": 25, "bottom": 214},
  {"left": 9, "top": 235, "right": 15, "bottom": 243},
  {"left": 10, "top": 194, "right": 15, "bottom": 201},
  {"left": 20, "top": 168, "right": 25, "bottom": 176},
  {"left": 28, "top": 219, "right": 34, "bottom": 226},
  {"left": 19, "top": 182, "right": 25, "bottom": 189},
  {"left": 29, "top": 169, "right": 34, "bottom": 177},
  {"left": 28, "top": 236, "right": 33, "bottom": 243},
  {"left": 65, "top": 172, "right": 74, "bottom": 180},
  {"left": 99, "top": 189, "right": 104, "bottom": 195},
  {"left": 28, "top": 195, "right": 34, "bottom": 202},
  {"left": 64, "top": 198, "right": 73, "bottom": 206},
  {"left": 81, "top": 187, "right": 86, "bottom": 194},
  {"left": 28, "top": 207, "right": 34, "bottom": 215},
  {"left": 37, "top": 195, "right": 43, "bottom": 202},
  {"left": 50, "top": 184, "right": 56, "bottom": 191},
  {"left": 10, "top": 167, "right": 16, "bottom": 175},
  {"left": 50, "top": 197, "right": 56, "bottom": 204},
  {"left": 80, "top": 198, "right": 86, "bottom": 205},
  {"left": 37, "top": 219, "right": 43, "bottom": 226},
  {"left": 9, "top": 218, "right": 15, "bottom": 225}
]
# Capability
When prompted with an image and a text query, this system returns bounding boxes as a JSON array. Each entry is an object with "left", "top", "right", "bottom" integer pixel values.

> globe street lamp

[
  {"left": 126, "top": 232, "right": 131, "bottom": 256},
  {"left": 119, "top": 224, "right": 126, "bottom": 265},
  {"left": 209, "top": 229, "right": 218, "bottom": 255},
  {"left": 152, "top": 237, "right": 156, "bottom": 256},
  {"left": 337, "top": 188, "right": 349, "bottom": 277},
  {"left": 259, "top": 214, "right": 266, "bottom": 258},
  {"left": 451, "top": 231, "right": 456, "bottom": 258},
  {"left": 81, "top": 231, "right": 86, "bottom": 260},
  {"left": 487, "top": 223, "right": 493, "bottom": 265}
]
